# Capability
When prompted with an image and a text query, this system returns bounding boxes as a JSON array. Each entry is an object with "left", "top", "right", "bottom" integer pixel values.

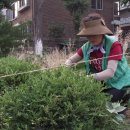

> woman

[{"left": 65, "top": 13, "right": 130, "bottom": 104}]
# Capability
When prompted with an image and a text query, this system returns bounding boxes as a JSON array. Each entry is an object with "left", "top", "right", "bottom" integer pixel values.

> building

[
  {"left": 119, "top": 1, "right": 130, "bottom": 51},
  {"left": 33, "top": 0, "right": 74, "bottom": 48},
  {"left": 88, "top": 0, "right": 115, "bottom": 31},
  {"left": 5, "top": 0, "right": 117, "bottom": 49},
  {"left": 119, "top": 1, "right": 130, "bottom": 30},
  {"left": 33, "top": 0, "right": 116, "bottom": 48},
  {"left": 2, "top": 0, "right": 34, "bottom": 51},
  {"left": 112, "top": 0, "right": 130, "bottom": 51},
  {"left": 4, "top": 0, "right": 33, "bottom": 25}
]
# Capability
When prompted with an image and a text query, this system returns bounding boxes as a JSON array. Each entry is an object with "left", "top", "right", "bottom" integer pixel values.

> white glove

[
  {"left": 65, "top": 53, "right": 82, "bottom": 67},
  {"left": 65, "top": 59, "right": 74, "bottom": 67}
]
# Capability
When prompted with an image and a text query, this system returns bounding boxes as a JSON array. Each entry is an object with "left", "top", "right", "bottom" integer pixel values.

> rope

[
  {"left": 0, "top": 66, "right": 60, "bottom": 78},
  {"left": 0, "top": 53, "right": 130, "bottom": 79}
]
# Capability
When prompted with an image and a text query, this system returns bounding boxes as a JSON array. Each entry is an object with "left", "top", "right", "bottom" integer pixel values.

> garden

[
  {"left": 0, "top": 52, "right": 130, "bottom": 130},
  {"left": 0, "top": 0, "right": 130, "bottom": 130}
]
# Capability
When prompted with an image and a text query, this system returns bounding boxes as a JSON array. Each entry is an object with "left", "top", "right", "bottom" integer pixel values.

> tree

[
  {"left": 0, "top": 0, "right": 17, "bottom": 10},
  {"left": 63, "top": 0, "right": 90, "bottom": 33},
  {"left": 0, "top": 1, "right": 33, "bottom": 56},
  {"left": 0, "top": 13, "right": 33, "bottom": 56},
  {"left": 0, "top": 14, "right": 20, "bottom": 56}
]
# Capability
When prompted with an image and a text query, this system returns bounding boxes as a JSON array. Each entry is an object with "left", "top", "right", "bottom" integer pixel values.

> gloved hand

[
  {"left": 86, "top": 74, "right": 95, "bottom": 78},
  {"left": 65, "top": 53, "right": 82, "bottom": 67},
  {"left": 65, "top": 59, "right": 74, "bottom": 67}
]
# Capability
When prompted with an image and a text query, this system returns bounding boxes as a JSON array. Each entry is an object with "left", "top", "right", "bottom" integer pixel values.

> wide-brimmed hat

[{"left": 77, "top": 19, "right": 113, "bottom": 36}]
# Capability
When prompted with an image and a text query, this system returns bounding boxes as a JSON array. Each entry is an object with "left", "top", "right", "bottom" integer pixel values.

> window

[
  {"left": 11, "top": 2, "right": 18, "bottom": 19},
  {"left": 18, "top": 0, "right": 29, "bottom": 12},
  {"left": 91, "top": 0, "right": 103, "bottom": 10},
  {"left": 19, "top": 0, "right": 27, "bottom": 7},
  {"left": 114, "top": 2, "right": 120, "bottom": 16},
  {"left": 6, "top": 9, "right": 14, "bottom": 20}
]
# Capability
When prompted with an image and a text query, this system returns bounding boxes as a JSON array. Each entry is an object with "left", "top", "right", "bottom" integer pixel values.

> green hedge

[
  {"left": 0, "top": 65, "right": 124, "bottom": 130},
  {"left": 0, "top": 56, "right": 40, "bottom": 95}
]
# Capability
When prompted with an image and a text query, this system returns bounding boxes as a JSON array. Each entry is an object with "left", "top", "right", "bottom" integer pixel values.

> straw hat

[{"left": 77, "top": 19, "right": 113, "bottom": 36}]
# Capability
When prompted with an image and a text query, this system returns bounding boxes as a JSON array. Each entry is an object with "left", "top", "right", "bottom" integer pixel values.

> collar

[{"left": 88, "top": 39, "right": 106, "bottom": 54}]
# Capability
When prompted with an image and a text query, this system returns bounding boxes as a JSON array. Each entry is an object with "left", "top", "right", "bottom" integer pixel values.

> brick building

[
  {"left": 5, "top": 0, "right": 117, "bottom": 48},
  {"left": 88, "top": 0, "right": 115, "bottom": 31},
  {"left": 33, "top": 0, "right": 74, "bottom": 48},
  {"left": 2, "top": 0, "right": 32, "bottom": 26},
  {"left": 33, "top": 0, "right": 116, "bottom": 48}
]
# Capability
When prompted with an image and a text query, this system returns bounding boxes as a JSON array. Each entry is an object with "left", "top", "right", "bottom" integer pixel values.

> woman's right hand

[
  {"left": 65, "top": 53, "right": 83, "bottom": 67},
  {"left": 65, "top": 59, "right": 74, "bottom": 67}
]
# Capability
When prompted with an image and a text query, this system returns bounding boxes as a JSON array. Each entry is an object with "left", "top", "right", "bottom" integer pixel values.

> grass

[{"left": 10, "top": 48, "right": 75, "bottom": 69}]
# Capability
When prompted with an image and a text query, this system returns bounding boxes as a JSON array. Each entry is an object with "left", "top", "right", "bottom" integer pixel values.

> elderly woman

[{"left": 65, "top": 13, "right": 130, "bottom": 105}]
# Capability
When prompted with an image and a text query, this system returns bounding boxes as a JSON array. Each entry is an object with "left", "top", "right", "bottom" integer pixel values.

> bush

[
  {"left": 0, "top": 13, "right": 32, "bottom": 56},
  {"left": 0, "top": 68, "right": 124, "bottom": 130},
  {"left": 0, "top": 56, "right": 40, "bottom": 95},
  {"left": 0, "top": 19, "right": 21, "bottom": 56}
]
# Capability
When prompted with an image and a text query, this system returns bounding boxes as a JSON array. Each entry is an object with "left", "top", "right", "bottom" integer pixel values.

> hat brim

[{"left": 77, "top": 25, "right": 113, "bottom": 36}]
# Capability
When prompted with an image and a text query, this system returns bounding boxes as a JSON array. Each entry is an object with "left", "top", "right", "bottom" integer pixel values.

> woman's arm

[
  {"left": 65, "top": 53, "right": 83, "bottom": 66},
  {"left": 93, "top": 60, "right": 118, "bottom": 81}
]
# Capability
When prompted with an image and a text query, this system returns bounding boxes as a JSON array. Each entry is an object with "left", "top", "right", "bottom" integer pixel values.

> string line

[{"left": 0, "top": 52, "right": 130, "bottom": 79}]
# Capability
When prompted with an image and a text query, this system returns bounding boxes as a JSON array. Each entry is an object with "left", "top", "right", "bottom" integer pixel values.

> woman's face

[{"left": 86, "top": 35, "right": 104, "bottom": 46}]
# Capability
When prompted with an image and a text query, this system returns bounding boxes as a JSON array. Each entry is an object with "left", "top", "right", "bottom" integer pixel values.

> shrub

[
  {"left": 0, "top": 13, "right": 32, "bottom": 56},
  {"left": 0, "top": 56, "right": 40, "bottom": 95},
  {"left": 0, "top": 68, "right": 124, "bottom": 130},
  {"left": 0, "top": 18, "right": 22, "bottom": 56},
  {"left": 63, "top": 0, "right": 89, "bottom": 32}
]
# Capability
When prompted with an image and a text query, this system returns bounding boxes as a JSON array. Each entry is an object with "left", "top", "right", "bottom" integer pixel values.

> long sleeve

[{"left": 93, "top": 60, "right": 118, "bottom": 81}]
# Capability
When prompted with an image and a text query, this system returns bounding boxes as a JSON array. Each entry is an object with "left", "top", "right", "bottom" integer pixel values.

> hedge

[
  {"left": 0, "top": 64, "right": 125, "bottom": 130},
  {"left": 0, "top": 56, "right": 40, "bottom": 95}
]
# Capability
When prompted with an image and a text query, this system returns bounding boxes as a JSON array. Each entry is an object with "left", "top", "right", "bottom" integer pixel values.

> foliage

[
  {"left": 17, "top": 20, "right": 33, "bottom": 48},
  {"left": 0, "top": 18, "right": 19, "bottom": 56},
  {"left": 19, "top": 21, "right": 32, "bottom": 40},
  {"left": 106, "top": 102, "right": 127, "bottom": 114},
  {"left": 0, "top": 56, "right": 40, "bottom": 95},
  {"left": 48, "top": 24, "right": 65, "bottom": 44},
  {"left": 0, "top": 0, "right": 17, "bottom": 9},
  {"left": 0, "top": 65, "right": 125, "bottom": 130},
  {"left": 0, "top": 13, "right": 33, "bottom": 56},
  {"left": 63, "top": 0, "right": 90, "bottom": 33}
]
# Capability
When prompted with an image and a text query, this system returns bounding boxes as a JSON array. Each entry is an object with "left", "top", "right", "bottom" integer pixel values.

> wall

[{"left": 33, "top": 0, "right": 74, "bottom": 47}]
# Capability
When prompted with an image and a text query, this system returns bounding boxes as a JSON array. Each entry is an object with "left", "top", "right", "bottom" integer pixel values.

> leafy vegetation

[
  {"left": 0, "top": 17, "right": 19, "bottom": 56},
  {"left": 0, "top": 56, "right": 39, "bottom": 95},
  {"left": 0, "top": 13, "right": 33, "bottom": 56},
  {"left": 62, "top": 0, "right": 89, "bottom": 33},
  {"left": 0, "top": 57, "right": 125, "bottom": 130},
  {"left": 0, "top": 0, "right": 17, "bottom": 9}
]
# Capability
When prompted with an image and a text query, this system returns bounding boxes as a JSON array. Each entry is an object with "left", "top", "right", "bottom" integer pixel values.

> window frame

[
  {"left": 91, "top": 0, "right": 103, "bottom": 10},
  {"left": 11, "top": 2, "right": 18, "bottom": 20},
  {"left": 19, "top": 0, "right": 27, "bottom": 8}
]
